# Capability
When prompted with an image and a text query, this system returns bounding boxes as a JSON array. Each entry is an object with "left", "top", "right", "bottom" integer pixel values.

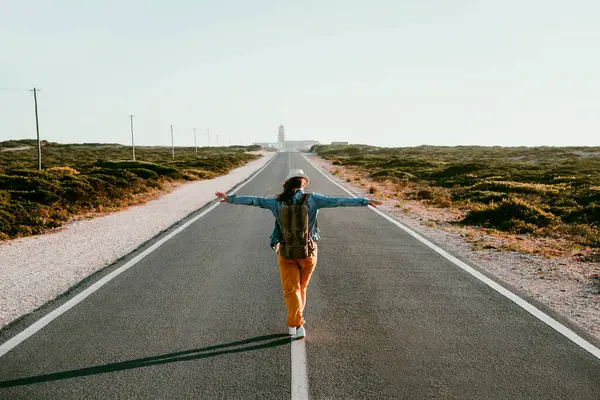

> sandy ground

[
  {"left": 307, "top": 155, "right": 600, "bottom": 343},
  {"left": 0, "top": 152, "right": 274, "bottom": 328}
]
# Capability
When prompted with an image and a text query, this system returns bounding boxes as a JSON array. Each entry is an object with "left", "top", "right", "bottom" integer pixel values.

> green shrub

[
  {"left": 0, "top": 173, "right": 60, "bottom": 194},
  {"left": 416, "top": 188, "right": 435, "bottom": 200},
  {"left": 0, "top": 209, "right": 13, "bottom": 233},
  {"left": 8, "top": 189, "right": 61, "bottom": 204},
  {"left": 566, "top": 203, "right": 600, "bottom": 226},
  {"left": 581, "top": 227, "right": 600, "bottom": 247},
  {"left": 441, "top": 163, "right": 487, "bottom": 175},
  {"left": 180, "top": 169, "right": 216, "bottom": 181},
  {"left": 126, "top": 168, "right": 159, "bottom": 180},
  {"left": 94, "top": 160, "right": 179, "bottom": 177},
  {"left": 461, "top": 197, "right": 559, "bottom": 233},
  {"left": 370, "top": 169, "right": 416, "bottom": 181},
  {"left": 417, "top": 187, "right": 452, "bottom": 207},
  {"left": 88, "top": 169, "right": 137, "bottom": 185},
  {"left": 48, "top": 166, "right": 80, "bottom": 175},
  {"left": 59, "top": 176, "right": 95, "bottom": 203},
  {"left": 574, "top": 186, "right": 600, "bottom": 205},
  {"left": 83, "top": 174, "right": 129, "bottom": 193},
  {"left": 471, "top": 180, "right": 562, "bottom": 196},
  {"left": 454, "top": 190, "right": 508, "bottom": 204}
]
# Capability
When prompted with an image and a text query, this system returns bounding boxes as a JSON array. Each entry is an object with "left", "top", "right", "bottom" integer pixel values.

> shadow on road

[{"left": 0, "top": 333, "right": 292, "bottom": 388}]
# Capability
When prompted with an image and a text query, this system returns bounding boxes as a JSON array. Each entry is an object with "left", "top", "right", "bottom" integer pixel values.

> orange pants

[{"left": 277, "top": 253, "right": 318, "bottom": 327}]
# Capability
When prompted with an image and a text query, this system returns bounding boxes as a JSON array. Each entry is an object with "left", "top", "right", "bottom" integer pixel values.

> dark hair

[{"left": 277, "top": 177, "right": 304, "bottom": 203}]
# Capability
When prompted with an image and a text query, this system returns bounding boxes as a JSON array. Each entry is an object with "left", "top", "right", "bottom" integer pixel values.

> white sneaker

[
  {"left": 288, "top": 326, "right": 297, "bottom": 336},
  {"left": 296, "top": 326, "right": 306, "bottom": 339}
]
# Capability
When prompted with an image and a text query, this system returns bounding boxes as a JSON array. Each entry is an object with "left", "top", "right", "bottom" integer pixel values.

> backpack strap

[
  {"left": 299, "top": 193, "right": 311, "bottom": 205},
  {"left": 283, "top": 192, "right": 311, "bottom": 205}
]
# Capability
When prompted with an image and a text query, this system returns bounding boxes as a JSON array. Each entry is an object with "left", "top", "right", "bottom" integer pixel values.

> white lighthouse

[{"left": 278, "top": 125, "right": 285, "bottom": 150}]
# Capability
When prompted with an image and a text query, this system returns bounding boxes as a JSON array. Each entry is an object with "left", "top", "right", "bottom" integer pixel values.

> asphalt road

[{"left": 1, "top": 152, "right": 599, "bottom": 399}]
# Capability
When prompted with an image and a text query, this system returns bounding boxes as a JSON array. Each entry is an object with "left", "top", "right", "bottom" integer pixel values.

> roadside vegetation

[
  {"left": 311, "top": 144, "right": 600, "bottom": 256},
  {"left": 0, "top": 139, "right": 262, "bottom": 240}
]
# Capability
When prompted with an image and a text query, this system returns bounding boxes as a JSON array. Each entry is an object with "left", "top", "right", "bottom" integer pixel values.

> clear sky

[{"left": 1, "top": 1, "right": 599, "bottom": 148}]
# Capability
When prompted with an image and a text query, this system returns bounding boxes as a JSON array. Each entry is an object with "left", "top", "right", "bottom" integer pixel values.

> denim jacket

[{"left": 227, "top": 190, "right": 369, "bottom": 247}]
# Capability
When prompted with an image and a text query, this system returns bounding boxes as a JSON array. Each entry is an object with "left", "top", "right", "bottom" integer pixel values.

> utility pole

[
  {"left": 32, "top": 87, "right": 41, "bottom": 170},
  {"left": 171, "top": 124, "right": 175, "bottom": 159},
  {"left": 207, "top": 128, "right": 210, "bottom": 147},
  {"left": 129, "top": 114, "right": 135, "bottom": 161},
  {"left": 194, "top": 128, "right": 197, "bottom": 154}
]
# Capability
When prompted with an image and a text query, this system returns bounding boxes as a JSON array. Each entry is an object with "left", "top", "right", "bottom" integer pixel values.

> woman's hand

[
  {"left": 215, "top": 191, "right": 228, "bottom": 203},
  {"left": 368, "top": 199, "right": 383, "bottom": 207}
]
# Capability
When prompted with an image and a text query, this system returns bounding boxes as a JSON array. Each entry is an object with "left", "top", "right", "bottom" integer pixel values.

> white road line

[
  {"left": 304, "top": 154, "right": 600, "bottom": 361},
  {"left": 0, "top": 153, "right": 277, "bottom": 359},
  {"left": 291, "top": 339, "right": 309, "bottom": 400}
]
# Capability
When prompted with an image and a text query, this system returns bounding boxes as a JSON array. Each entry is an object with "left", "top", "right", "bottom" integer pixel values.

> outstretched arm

[
  {"left": 368, "top": 199, "right": 383, "bottom": 207},
  {"left": 311, "top": 193, "right": 382, "bottom": 209},
  {"left": 215, "top": 191, "right": 229, "bottom": 203},
  {"left": 215, "top": 192, "right": 277, "bottom": 210}
]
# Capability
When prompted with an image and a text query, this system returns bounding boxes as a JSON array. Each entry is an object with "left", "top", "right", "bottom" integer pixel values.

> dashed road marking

[{"left": 291, "top": 338, "right": 309, "bottom": 400}]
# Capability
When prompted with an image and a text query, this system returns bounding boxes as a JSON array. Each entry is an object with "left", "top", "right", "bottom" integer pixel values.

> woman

[{"left": 215, "top": 169, "right": 382, "bottom": 339}]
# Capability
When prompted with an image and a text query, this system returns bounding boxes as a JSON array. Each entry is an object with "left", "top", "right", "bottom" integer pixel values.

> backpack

[{"left": 278, "top": 193, "right": 316, "bottom": 259}]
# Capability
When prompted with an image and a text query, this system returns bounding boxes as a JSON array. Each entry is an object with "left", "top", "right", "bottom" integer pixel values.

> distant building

[
  {"left": 253, "top": 125, "right": 320, "bottom": 151},
  {"left": 253, "top": 140, "right": 320, "bottom": 151},
  {"left": 331, "top": 141, "right": 349, "bottom": 145}
]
